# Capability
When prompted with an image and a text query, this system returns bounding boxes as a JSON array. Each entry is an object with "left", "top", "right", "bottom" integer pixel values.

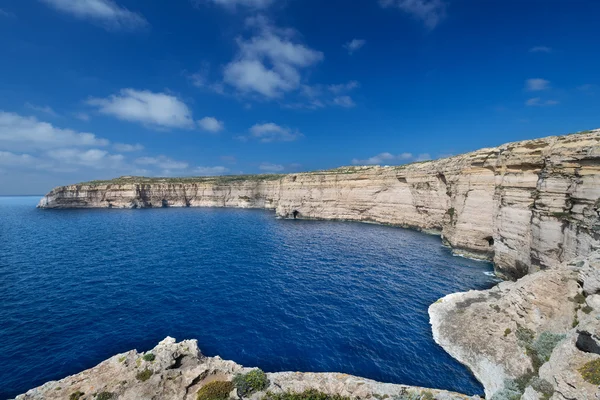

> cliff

[{"left": 39, "top": 130, "right": 600, "bottom": 280}]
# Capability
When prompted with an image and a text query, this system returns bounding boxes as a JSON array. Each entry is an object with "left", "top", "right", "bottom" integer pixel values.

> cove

[{"left": 0, "top": 197, "right": 497, "bottom": 399}]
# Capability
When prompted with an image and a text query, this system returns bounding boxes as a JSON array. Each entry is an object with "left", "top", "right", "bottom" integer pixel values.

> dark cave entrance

[
  {"left": 292, "top": 210, "right": 299, "bottom": 219},
  {"left": 485, "top": 236, "right": 494, "bottom": 246}
]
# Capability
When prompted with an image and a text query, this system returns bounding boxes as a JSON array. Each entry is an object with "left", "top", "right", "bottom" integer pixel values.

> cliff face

[{"left": 39, "top": 130, "right": 600, "bottom": 280}]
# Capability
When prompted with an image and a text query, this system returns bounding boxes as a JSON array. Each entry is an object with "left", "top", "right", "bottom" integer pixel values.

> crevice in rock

[{"left": 575, "top": 331, "right": 600, "bottom": 355}]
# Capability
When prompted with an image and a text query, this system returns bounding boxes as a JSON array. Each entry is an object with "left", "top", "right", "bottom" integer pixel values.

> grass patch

[
  {"left": 579, "top": 359, "right": 600, "bottom": 385},
  {"left": 504, "top": 328, "right": 512, "bottom": 337},
  {"left": 70, "top": 392, "right": 85, "bottom": 400},
  {"left": 196, "top": 380, "right": 234, "bottom": 400},
  {"left": 96, "top": 392, "right": 114, "bottom": 400},
  {"left": 136, "top": 368, "right": 153, "bottom": 382},
  {"left": 530, "top": 377, "right": 554, "bottom": 400},
  {"left": 233, "top": 369, "right": 269, "bottom": 396},
  {"left": 583, "top": 305, "right": 594, "bottom": 314},
  {"left": 118, "top": 356, "right": 126, "bottom": 363},
  {"left": 142, "top": 353, "right": 155, "bottom": 362},
  {"left": 263, "top": 389, "right": 351, "bottom": 400}
]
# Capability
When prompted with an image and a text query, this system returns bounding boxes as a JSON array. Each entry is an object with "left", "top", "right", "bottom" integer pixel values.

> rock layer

[
  {"left": 39, "top": 130, "right": 600, "bottom": 280},
  {"left": 14, "top": 337, "right": 479, "bottom": 400}
]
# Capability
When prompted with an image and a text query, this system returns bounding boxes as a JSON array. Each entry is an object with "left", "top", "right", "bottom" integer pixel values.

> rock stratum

[
  {"left": 28, "top": 129, "right": 600, "bottom": 400},
  {"left": 39, "top": 130, "right": 600, "bottom": 280}
]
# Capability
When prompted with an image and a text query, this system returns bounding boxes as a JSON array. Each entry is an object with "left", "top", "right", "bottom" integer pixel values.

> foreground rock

[
  {"left": 430, "top": 251, "right": 600, "bottom": 399},
  {"left": 14, "top": 337, "right": 478, "bottom": 400},
  {"left": 38, "top": 130, "right": 600, "bottom": 280}
]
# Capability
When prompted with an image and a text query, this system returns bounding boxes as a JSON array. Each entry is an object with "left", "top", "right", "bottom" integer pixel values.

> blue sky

[{"left": 0, "top": 0, "right": 599, "bottom": 194}]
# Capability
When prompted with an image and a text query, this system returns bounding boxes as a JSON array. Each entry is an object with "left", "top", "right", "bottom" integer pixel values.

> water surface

[{"left": 0, "top": 196, "right": 496, "bottom": 399}]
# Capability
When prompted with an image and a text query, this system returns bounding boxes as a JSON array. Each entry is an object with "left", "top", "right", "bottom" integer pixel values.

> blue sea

[{"left": 0, "top": 196, "right": 497, "bottom": 399}]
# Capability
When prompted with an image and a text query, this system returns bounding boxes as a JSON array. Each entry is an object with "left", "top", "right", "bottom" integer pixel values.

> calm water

[{"left": 0, "top": 196, "right": 496, "bottom": 399}]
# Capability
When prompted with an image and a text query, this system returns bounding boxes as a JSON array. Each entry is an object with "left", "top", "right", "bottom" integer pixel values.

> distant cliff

[{"left": 39, "top": 130, "right": 600, "bottom": 280}]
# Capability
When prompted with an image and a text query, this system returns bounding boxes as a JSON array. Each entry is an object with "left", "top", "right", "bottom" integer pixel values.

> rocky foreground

[{"left": 39, "top": 130, "right": 600, "bottom": 280}]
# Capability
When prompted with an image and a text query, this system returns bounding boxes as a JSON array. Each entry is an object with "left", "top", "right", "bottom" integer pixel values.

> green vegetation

[
  {"left": 136, "top": 368, "right": 153, "bottom": 382},
  {"left": 529, "top": 377, "right": 554, "bottom": 400},
  {"left": 196, "top": 380, "right": 235, "bottom": 400},
  {"left": 504, "top": 328, "right": 512, "bottom": 337},
  {"left": 142, "top": 353, "right": 155, "bottom": 362},
  {"left": 263, "top": 389, "right": 351, "bottom": 400},
  {"left": 96, "top": 392, "right": 114, "bottom": 400},
  {"left": 490, "top": 379, "right": 521, "bottom": 400},
  {"left": 70, "top": 391, "right": 85, "bottom": 400},
  {"left": 582, "top": 305, "right": 594, "bottom": 314},
  {"left": 529, "top": 332, "right": 566, "bottom": 364},
  {"left": 420, "top": 392, "right": 434, "bottom": 400},
  {"left": 233, "top": 369, "right": 269, "bottom": 396},
  {"left": 118, "top": 356, "right": 126, "bottom": 363},
  {"left": 579, "top": 359, "right": 600, "bottom": 385}
]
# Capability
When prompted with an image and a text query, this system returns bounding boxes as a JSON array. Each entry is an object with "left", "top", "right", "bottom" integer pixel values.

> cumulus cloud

[
  {"left": 193, "top": 166, "right": 229, "bottom": 175},
  {"left": 74, "top": 112, "right": 90, "bottom": 121},
  {"left": 352, "top": 152, "right": 413, "bottom": 165},
  {"left": 525, "top": 78, "right": 550, "bottom": 91},
  {"left": 135, "top": 155, "right": 189, "bottom": 170},
  {"left": 39, "top": 0, "right": 148, "bottom": 31},
  {"left": 328, "top": 81, "right": 360, "bottom": 94},
  {"left": 415, "top": 153, "right": 432, "bottom": 161},
  {"left": 0, "top": 111, "right": 108, "bottom": 151},
  {"left": 47, "top": 148, "right": 125, "bottom": 168},
  {"left": 0, "top": 151, "right": 37, "bottom": 167},
  {"left": 332, "top": 96, "right": 356, "bottom": 108},
  {"left": 223, "top": 16, "right": 323, "bottom": 98},
  {"left": 248, "top": 123, "right": 303, "bottom": 142},
  {"left": 198, "top": 116, "right": 224, "bottom": 132},
  {"left": 525, "top": 98, "right": 559, "bottom": 107},
  {"left": 88, "top": 89, "right": 195, "bottom": 129},
  {"left": 529, "top": 46, "right": 552, "bottom": 53},
  {"left": 113, "top": 143, "right": 144, "bottom": 152},
  {"left": 379, "top": 0, "right": 447, "bottom": 29},
  {"left": 259, "top": 162, "right": 284, "bottom": 172},
  {"left": 344, "top": 39, "right": 366, "bottom": 54}
]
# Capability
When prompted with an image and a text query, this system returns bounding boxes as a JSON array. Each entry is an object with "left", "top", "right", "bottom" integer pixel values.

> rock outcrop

[
  {"left": 429, "top": 251, "right": 600, "bottom": 400},
  {"left": 14, "top": 337, "right": 478, "bottom": 400},
  {"left": 38, "top": 130, "right": 600, "bottom": 280}
]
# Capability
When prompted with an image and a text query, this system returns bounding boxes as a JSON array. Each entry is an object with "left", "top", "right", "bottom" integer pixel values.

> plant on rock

[
  {"left": 136, "top": 368, "right": 153, "bottom": 382},
  {"left": 233, "top": 369, "right": 269, "bottom": 397},
  {"left": 579, "top": 358, "right": 600, "bottom": 385},
  {"left": 142, "top": 353, "right": 155, "bottom": 362},
  {"left": 263, "top": 389, "right": 351, "bottom": 400},
  {"left": 196, "top": 380, "right": 235, "bottom": 400}
]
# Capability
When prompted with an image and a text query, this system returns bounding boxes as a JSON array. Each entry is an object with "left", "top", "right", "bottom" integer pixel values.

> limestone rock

[{"left": 38, "top": 130, "right": 600, "bottom": 280}]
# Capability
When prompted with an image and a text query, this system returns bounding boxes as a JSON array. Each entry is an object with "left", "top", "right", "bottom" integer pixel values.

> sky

[{"left": 0, "top": 0, "right": 599, "bottom": 195}]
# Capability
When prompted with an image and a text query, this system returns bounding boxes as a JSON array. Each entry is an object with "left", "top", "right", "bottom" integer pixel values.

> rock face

[
  {"left": 38, "top": 130, "right": 600, "bottom": 280},
  {"left": 14, "top": 337, "right": 478, "bottom": 400},
  {"left": 429, "top": 251, "right": 600, "bottom": 400}
]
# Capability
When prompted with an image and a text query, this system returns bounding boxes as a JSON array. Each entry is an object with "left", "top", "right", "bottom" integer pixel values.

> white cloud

[
  {"left": 74, "top": 112, "right": 90, "bottom": 121},
  {"left": 223, "top": 16, "right": 323, "bottom": 99},
  {"left": 39, "top": 0, "right": 148, "bottom": 31},
  {"left": 198, "top": 117, "right": 225, "bottom": 132},
  {"left": 352, "top": 152, "right": 413, "bottom": 165},
  {"left": 47, "top": 148, "right": 125, "bottom": 169},
  {"left": 416, "top": 153, "right": 431, "bottom": 161},
  {"left": 113, "top": 143, "right": 144, "bottom": 152},
  {"left": 259, "top": 162, "right": 284, "bottom": 172},
  {"left": 200, "top": 0, "right": 274, "bottom": 8},
  {"left": 0, "top": 151, "right": 37, "bottom": 166},
  {"left": 525, "top": 97, "right": 559, "bottom": 107},
  {"left": 529, "top": 46, "right": 552, "bottom": 53},
  {"left": 249, "top": 123, "right": 303, "bottom": 142},
  {"left": 333, "top": 96, "right": 356, "bottom": 108},
  {"left": 25, "top": 103, "right": 59, "bottom": 117},
  {"left": 525, "top": 78, "right": 550, "bottom": 91},
  {"left": 0, "top": 111, "right": 109, "bottom": 151},
  {"left": 88, "top": 89, "right": 195, "bottom": 129},
  {"left": 344, "top": 39, "right": 366, "bottom": 54},
  {"left": 328, "top": 81, "right": 360, "bottom": 94},
  {"left": 135, "top": 155, "right": 188, "bottom": 170},
  {"left": 380, "top": 0, "right": 447, "bottom": 29},
  {"left": 194, "top": 166, "right": 229, "bottom": 175}
]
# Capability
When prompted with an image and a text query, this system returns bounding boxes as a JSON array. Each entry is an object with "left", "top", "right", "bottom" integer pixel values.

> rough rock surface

[
  {"left": 14, "top": 337, "right": 478, "bottom": 400},
  {"left": 429, "top": 251, "right": 600, "bottom": 400},
  {"left": 38, "top": 130, "right": 600, "bottom": 280}
]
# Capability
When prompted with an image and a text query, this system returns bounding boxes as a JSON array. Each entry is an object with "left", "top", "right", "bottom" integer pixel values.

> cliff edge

[{"left": 39, "top": 130, "right": 600, "bottom": 280}]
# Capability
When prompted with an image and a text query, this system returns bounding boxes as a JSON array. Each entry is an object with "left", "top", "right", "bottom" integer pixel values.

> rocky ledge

[
  {"left": 14, "top": 337, "right": 477, "bottom": 400},
  {"left": 430, "top": 250, "right": 600, "bottom": 400}
]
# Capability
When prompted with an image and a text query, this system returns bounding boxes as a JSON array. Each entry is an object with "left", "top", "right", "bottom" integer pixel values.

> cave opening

[
  {"left": 292, "top": 210, "right": 299, "bottom": 219},
  {"left": 161, "top": 199, "right": 169, "bottom": 208},
  {"left": 485, "top": 236, "right": 494, "bottom": 246}
]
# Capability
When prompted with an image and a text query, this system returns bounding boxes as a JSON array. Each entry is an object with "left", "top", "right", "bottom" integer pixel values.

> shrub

[
  {"left": 143, "top": 353, "right": 155, "bottom": 362},
  {"left": 136, "top": 368, "right": 153, "bottom": 382},
  {"left": 582, "top": 305, "right": 593, "bottom": 314},
  {"left": 263, "top": 389, "right": 351, "bottom": 400},
  {"left": 530, "top": 332, "right": 566, "bottom": 363},
  {"left": 490, "top": 380, "right": 521, "bottom": 400},
  {"left": 579, "top": 359, "right": 600, "bottom": 385},
  {"left": 70, "top": 392, "right": 85, "bottom": 400},
  {"left": 504, "top": 328, "right": 512, "bottom": 337},
  {"left": 96, "top": 392, "right": 114, "bottom": 400},
  {"left": 233, "top": 369, "right": 269, "bottom": 396},
  {"left": 529, "top": 377, "right": 554, "bottom": 400},
  {"left": 196, "top": 380, "right": 235, "bottom": 400},
  {"left": 420, "top": 391, "right": 434, "bottom": 400}
]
